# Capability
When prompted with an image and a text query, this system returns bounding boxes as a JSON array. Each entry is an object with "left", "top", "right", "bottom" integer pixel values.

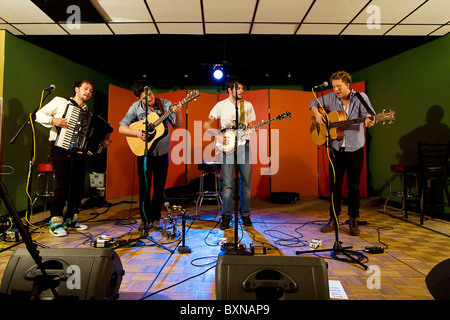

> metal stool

[
  {"left": 384, "top": 163, "right": 419, "bottom": 218},
  {"left": 31, "top": 163, "right": 55, "bottom": 215},
  {"left": 196, "top": 162, "right": 222, "bottom": 215}
]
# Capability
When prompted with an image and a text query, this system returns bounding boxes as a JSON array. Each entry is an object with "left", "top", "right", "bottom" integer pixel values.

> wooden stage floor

[{"left": 1, "top": 195, "right": 449, "bottom": 302}]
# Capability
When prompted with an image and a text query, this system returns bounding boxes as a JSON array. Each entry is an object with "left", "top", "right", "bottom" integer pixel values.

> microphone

[
  {"left": 313, "top": 81, "right": 328, "bottom": 89},
  {"left": 45, "top": 84, "right": 56, "bottom": 92},
  {"left": 164, "top": 202, "right": 170, "bottom": 212}
]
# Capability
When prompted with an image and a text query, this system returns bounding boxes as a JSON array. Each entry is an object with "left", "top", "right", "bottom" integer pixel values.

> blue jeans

[{"left": 220, "top": 143, "right": 252, "bottom": 217}]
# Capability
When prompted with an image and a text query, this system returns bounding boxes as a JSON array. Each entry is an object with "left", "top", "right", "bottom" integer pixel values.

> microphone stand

[
  {"left": 10, "top": 89, "right": 54, "bottom": 231},
  {"left": 139, "top": 87, "right": 173, "bottom": 254},
  {"left": 223, "top": 82, "right": 250, "bottom": 255},
  {"left": 5, "top": 88, "right": 59, "bottom": 299},
  {"left": 296, "top": 87, "right": 367, "bottom": 270}
]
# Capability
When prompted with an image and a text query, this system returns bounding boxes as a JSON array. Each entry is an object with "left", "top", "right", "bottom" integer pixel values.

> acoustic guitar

[
  {"left": 126, "top": 90, "right": 200, "bottom": 156},
  {"left": 215, "top": 110, "right": 292, "bottom": 153},
  {"left": 310, "top": 108, "right": 395, "bottom": 146}
]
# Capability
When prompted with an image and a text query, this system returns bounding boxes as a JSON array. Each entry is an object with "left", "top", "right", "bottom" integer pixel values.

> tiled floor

[{"left": 1, "top": 195, "right": 448, "bottom": 301}]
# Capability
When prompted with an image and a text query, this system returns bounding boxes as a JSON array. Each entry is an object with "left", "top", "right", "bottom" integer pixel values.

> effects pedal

[
  {"left": 94, "top": 235, "right": 114, "bottom": 248},
  {"left": 250, "top": 243, "right": 267, "bottom": 255}
]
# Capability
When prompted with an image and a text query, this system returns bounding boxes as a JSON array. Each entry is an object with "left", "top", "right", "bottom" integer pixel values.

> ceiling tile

[
  {"left": 386, "top": 24, "right": 443, "bottom": 36},
  {"left": 296, "top": 23, "right": 346, "bottom": 35},
  {"left": 341, "top": 23, "right": 395, "bottom": 35},
  {"left": 254, "top": 0, "right": 313, "bottom": 23},
  {"left": 1, "top": 0, "right": 53, "bottom": 23},
  {"left": 108, "top": 23, "right": 158, "bottom": 34},
  {"left": 60, "top": 23, "right": 113, "bottom": 35},
  {"left": 429, "top": 25, "right": 450, "bottom": 36},
  {"left": 0, "top": 24, "right": 23, "bottom": 35},
  {"left": 11, "top": 23, "right": 66, "bottom": 35},
  {"left": 94, "top": 0, "right": 153, "bottom": 22},
  {"left": 203, "top": 0, "right": 257, "bottom": 22},
  {"left": 303, "top": 0, "right": 369, "bottom": 23},
  {"left": 147, "top": 0, "right": 202, "bottom": 22},
  {"left": 251, "top": 23, "right": 298, "bottom": 35},
  {"left": 205, "top": 23, "right": 250, "bottom": 34},
  {"left": 157, "top": 23, "right": 203, "bottom": 35},
  {"left": 402, "top": 0, "right": 450, "bottom": 24},
  {"left": 352, "top": 0, "right": 426, "bottom": 24}
]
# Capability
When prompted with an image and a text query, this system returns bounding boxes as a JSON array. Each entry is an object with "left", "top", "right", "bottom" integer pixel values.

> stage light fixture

[{"left": 212, "top": 64, "right": 224, "bottom": 80}]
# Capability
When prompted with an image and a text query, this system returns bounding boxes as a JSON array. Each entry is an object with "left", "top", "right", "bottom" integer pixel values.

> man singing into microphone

[
  {"left": 118, "top": 79, "right": 182, "bottom": 232},
  {"left": 309, "top": 71, "right": 376, "bottom": 236},
  {"left": 35, "top": 80, "right": 98, "bottom": 237}
]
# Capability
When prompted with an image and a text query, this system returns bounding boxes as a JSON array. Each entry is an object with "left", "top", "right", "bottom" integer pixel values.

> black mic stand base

[
  {"left": 295, "top": 225, "right": 368, "bottom": 270},
  {"left": 139, "top": 228, "right": 175, "bottom": 254},
  {"left": 177, "top": 246, "right": 191, "bottom": 254}
]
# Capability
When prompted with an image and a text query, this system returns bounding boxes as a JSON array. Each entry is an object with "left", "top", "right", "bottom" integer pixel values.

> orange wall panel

[
  {"left": 269, "top": 89, "right": 319, "bottom": 196},
  {"left": 106, "top": 84, "right": 139, "bottom": 199}
]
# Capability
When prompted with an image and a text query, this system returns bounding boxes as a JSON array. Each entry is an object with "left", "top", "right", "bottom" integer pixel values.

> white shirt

[
  {"left": 35, "top": 96, "right": 83, "bottom": 142},
  {"left": 209, "top": 98, "right": 256, "bottom": 131}
]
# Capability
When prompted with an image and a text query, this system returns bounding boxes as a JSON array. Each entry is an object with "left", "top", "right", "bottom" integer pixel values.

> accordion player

[{"left": 53, "top": 99, "right": 113, "bottom": 156}]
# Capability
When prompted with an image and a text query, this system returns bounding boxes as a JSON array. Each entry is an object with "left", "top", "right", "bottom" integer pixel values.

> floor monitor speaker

[
  {"left": 426, "top": 258, "right": 450, "bottom": 300},
  {"left": 0, "top": 248, "right": 124, "bottom": 300},
  {"left": 215, "top": 254, "right": 329, "bottom": 300}
]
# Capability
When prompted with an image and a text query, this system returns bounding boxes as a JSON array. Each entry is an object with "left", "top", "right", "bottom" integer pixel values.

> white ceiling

[{"left": 0, "top": 0, "right": 449, "bottom": 37}]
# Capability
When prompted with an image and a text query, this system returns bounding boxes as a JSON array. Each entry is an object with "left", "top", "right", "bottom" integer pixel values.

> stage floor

[{"left": 1, "top": 195, "right": 449, "bottom": 301}]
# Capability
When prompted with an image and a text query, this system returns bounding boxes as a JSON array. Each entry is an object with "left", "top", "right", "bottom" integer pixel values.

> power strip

[{"left": 365, "top": 246, "right": 384, "bottom": 254}]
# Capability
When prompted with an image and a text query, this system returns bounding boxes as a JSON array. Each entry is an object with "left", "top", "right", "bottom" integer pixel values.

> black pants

[
  {"left": 49, "top": 142, "right": 85, "bottom": 219},
  {"left": 137, "top": 153, "right": 169, "bottom": 223},
  {"left": 329, "top": 147, "right": 364, "bottom": 219}
]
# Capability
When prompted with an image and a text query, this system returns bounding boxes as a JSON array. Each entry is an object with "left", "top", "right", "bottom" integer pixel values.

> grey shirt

[
  {"left": 119, "top": 98, "right": 176, "bottom": 156},
  {"left": 309, "top": 89, "right": 375, "bottom": 152}
]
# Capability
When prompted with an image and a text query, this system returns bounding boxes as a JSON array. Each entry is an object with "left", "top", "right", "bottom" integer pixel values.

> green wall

[
  {"left": 0, "top": 31, "right": 124, "bottom": 216},
  {"left": 353, "top": 33, "right": 450, "bottom": 213}
]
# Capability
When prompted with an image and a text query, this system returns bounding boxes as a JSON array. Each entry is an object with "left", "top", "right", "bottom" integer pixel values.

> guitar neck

[
  {"left": 251, "top": 117, "right": 280, "bottom": 130},
  {"left": 329, "top": 116, "right": 371, "bottom": 128},
  {"left": 153, "top": 108, "right": 173, "bottom": 127},
  {"left": 152, "top": 97, "right": 189, "bottom": 127}
]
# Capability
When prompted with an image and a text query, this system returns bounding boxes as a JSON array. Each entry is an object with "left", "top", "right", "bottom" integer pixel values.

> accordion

[{"left": 55, "top": 101, "right": 113, "bottom": 156}]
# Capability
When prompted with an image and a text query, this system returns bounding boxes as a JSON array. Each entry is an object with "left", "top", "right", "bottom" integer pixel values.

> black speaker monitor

[
  {"left": 0, "top": 248, "right": 124, "bottom": 300},
  {"left": 215, "top": 254, "right": 329, "bottom": 300},
  {"left": 426, "top": 258, "right": 450, "bottom": 300}
]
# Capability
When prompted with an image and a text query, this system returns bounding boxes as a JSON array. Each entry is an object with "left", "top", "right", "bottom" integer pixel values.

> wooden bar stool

[
  {"left": 384, "top": 163, "right": 419, "bottom": 219},
  {"left": 31, "top": 163, "right": 55, "bottom": 215}
]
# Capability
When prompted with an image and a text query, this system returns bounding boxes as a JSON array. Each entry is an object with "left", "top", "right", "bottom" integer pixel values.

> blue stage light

[{"left": 212, "top": 64, "right": 224, "bottom": 80}]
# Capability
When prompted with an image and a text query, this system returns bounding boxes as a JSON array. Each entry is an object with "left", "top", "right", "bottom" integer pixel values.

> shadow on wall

[{"left": 398, "top": 105, "right": 450, "bottom": 165}]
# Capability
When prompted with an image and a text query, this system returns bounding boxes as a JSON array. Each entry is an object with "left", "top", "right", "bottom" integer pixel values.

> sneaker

[
  {"left": 50, "top": 216, "right": 67, "bottom": 237},
  {"left": 349, "top": 218, "right": 360, "bottom": 236},
  {"left": 64, "top": 214, "right": 88, "bottom": 231},
  {"left": 320, "top": 218, "right": 337, "bottom": 233},
  {"left": 242, "top": 216, "right": 252, "bottom": 227},
  {"left": 220, "top": 215, "right": 232, "bottom": 230}
]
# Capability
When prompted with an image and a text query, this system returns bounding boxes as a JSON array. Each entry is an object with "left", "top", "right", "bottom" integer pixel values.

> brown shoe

[
  {"left": 320, "top": 218, "right": 337, "bottom": 233},
  {"left": 349, "top": 218, "right": 360, "bottom": 236},
  {"left": 152, "top": 220, "right": 160, "bottom": 229},
  {"left": 138, "top": 221, "right": 148, "bottom": 231}
]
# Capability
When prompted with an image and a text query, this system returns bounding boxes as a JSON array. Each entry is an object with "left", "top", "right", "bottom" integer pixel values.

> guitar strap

[
  {"left": 154, "top": 98, "right": 169, "bottom": 130},
  {"left": 239, "top": 100, "right": 245, "bottom": 124},
  {"left": 354, "top": 92, "right": 375, "bottom": 116}
]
